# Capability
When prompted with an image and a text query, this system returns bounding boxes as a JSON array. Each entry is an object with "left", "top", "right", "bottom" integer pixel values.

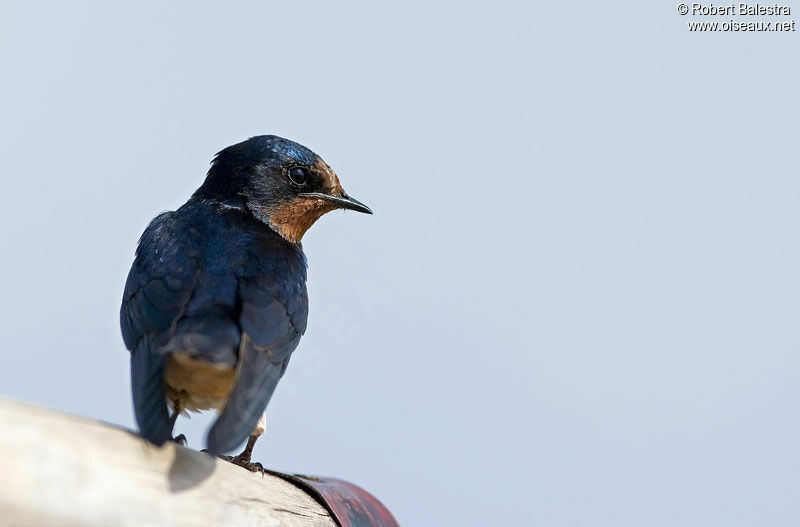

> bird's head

[{"left": 195, "top": 135, "right": 372, "bottom": 243}]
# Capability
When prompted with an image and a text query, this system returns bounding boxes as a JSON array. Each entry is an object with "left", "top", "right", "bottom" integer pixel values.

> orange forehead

[{"left": 314, "top": 159, "right": 343, "bottom": 195}]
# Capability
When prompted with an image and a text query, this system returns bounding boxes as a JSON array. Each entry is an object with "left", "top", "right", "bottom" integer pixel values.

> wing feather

[
  {"left": 206, "top": 272, "right": 307, "bottom": 454},
  {"left": 120, "top": 212, "right": 199, "bottom": 444}
]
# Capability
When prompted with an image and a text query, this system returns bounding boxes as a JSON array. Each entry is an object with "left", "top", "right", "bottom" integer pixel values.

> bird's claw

[
  {"left": 171, "top": 434, "right": 187, "bottom": 446},
  {"left": 221, "top": 454, "right": 265, "bottom": 475}
]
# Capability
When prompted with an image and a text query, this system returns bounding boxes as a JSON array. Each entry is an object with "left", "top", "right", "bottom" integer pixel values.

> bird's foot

[
  {"left": 171, "top": 434, "right": 187, "bottom": 446},
  {"left": 217, "top": 433, "right": 263, "bottom": 474},
  {"left": 221, "top": 454, "right": 265, "bottom": 475}
]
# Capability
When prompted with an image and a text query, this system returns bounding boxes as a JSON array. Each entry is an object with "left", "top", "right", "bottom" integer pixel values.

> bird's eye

[{"left": 288, "top": 167, "right": 308, "bottom": 186}]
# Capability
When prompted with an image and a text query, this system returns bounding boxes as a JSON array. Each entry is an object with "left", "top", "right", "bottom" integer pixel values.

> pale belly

[{"left": 164, "top": 353, "right": 236, "bottom": 413}]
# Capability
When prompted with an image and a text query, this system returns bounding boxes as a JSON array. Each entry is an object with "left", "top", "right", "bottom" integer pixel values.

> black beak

[{"left": 298, "top": 192, "right": 373, "bottom": 214}]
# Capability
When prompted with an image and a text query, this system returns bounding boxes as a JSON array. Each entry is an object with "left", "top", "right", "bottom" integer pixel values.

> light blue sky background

[{"left": 1, "top": 2, "right": 799, "bottom": 525}]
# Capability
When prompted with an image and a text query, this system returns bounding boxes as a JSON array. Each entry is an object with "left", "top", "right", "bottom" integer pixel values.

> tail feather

[{"left": 131, "top": 337, "right": 171, "bottom": 446}]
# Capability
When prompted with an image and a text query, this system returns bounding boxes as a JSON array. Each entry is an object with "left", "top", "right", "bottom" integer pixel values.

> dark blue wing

[
  {"left": 206, "top": 265, "right": 308, "bottom": 454},
  {"left": 120, "top": 212, "right": 199, "bottom": 445}
]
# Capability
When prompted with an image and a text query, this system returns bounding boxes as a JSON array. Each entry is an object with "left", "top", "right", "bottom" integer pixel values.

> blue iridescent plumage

[{"left": 120, "top": 136, "right": 370, "bottom": 459}]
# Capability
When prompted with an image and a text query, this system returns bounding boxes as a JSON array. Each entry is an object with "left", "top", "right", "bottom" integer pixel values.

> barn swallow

[{"left": 120, "top": 135, "right": 371, "bottom": 469}]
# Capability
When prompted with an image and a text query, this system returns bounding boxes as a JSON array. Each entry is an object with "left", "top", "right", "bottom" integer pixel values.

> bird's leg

[
  {"left": 234, "top": 435, "right": 259, "bottom": 465},
  {"left": 169, "top": 397, "right": 187, "bottom": 446},
  {"left": 223, "top": 413, "right": 266, "bottom": 473}
]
